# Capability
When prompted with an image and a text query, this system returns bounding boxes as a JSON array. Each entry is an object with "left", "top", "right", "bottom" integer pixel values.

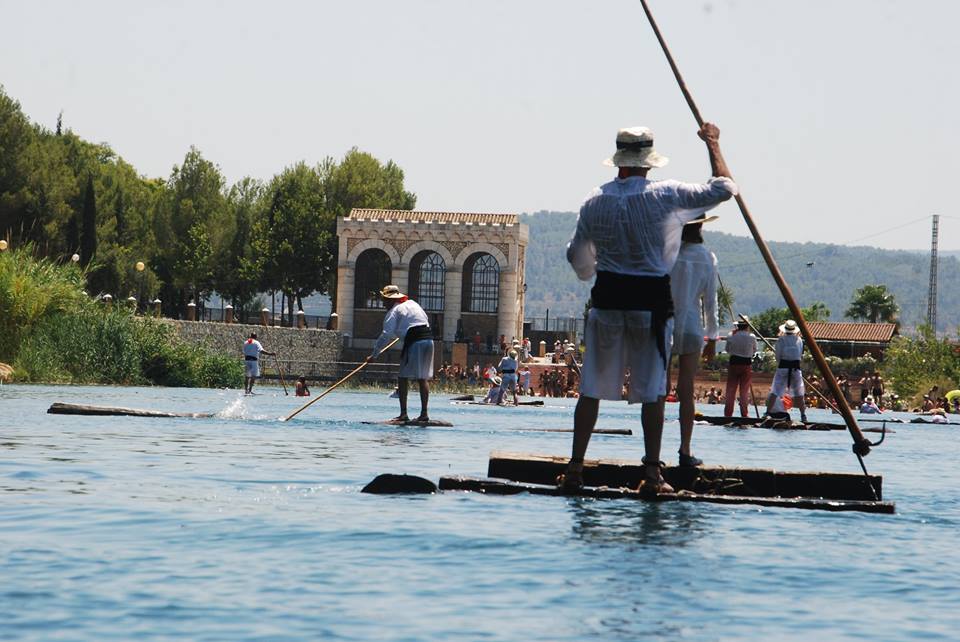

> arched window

[
  {"left": 461, "top": 252, "right": 499, "bottom": 313},
  {"left": 354, "top": 248, "right": 392, "bottom": 309},
  {"left": 410, "top": 250, "right": 445, "bottom": 312}
]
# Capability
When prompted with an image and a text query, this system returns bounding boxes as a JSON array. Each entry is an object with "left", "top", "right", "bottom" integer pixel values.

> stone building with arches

[{"left": 335, "top": 209, "right": 529, "bottom": 349}]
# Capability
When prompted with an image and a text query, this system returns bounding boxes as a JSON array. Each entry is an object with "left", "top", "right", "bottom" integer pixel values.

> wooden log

[
  {"left": 517, "top": 428, "right": 632, "bottom": 436},
  {"left": 47, "top": 402, "right": 213, "bottom": 419},
  {"left": 360, "top": 419, "right": 454, "bottom": 427},
  {"left": 438, "top": 475, "right": 895, "bottom": 514},
  {"left": 487, "top": 452, "right": 882, "bottom": 501}
]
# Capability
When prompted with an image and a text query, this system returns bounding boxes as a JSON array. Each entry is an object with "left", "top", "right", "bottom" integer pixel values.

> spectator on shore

[
  {"left": 860, "top": 395, "right": 881, "bottom": 414},
  {"left": 519, "top": 364, "right": 532, "bottom": 396}
]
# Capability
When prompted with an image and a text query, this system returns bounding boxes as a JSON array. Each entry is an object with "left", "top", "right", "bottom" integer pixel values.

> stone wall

[{"left": 170, "top": 320, "right": 343, "bottom": 380}]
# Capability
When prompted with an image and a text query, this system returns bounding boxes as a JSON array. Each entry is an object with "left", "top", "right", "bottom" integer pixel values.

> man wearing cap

[
  {"left": 723, "top": 317, "right": 758, "bottom": 418},
  {"left": 369, "top": 285, "right": 434, "bottom": 423},
  {"left": 764, "top": 319, "right": 808, "bottom": 423},
  {"left": 559, "top": 122, "right": 737, "bottom": 496},
  {"left": 242, "top": 332, "right": 276, "bottom": 395},
  {"left": 669, "top": 216, "right": 720, "bottom": 466}
]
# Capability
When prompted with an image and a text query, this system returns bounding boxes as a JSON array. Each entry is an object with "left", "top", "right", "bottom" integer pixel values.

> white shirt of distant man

[
  {"left": 243, "top": 335, "right": 265, "bottom": 378},
  {"left": 498, "top": 351, "right": 519, "bottom": 392},
  {"left": 771, "top": 321, "right": 805, "bottom": 398},
  {"left": 372, "top": 291, "right": 434, "bottom": 381}
]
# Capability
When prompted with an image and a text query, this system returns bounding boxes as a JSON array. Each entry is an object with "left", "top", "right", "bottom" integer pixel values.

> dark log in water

[
  {"left": 487, "top": 452, "right": 883, "bottom": 502},
  {"left": 438, "top": 476, "right": 894, "bottom": 514},
  {"left": 694, "top": 414, "right": 891, "bottom": 434},
  {"left": 362, "top": 474, "right": 437, "bottom": 494},
  {"left": 47, "top": 402, "right": 213, "bottom": 418}
]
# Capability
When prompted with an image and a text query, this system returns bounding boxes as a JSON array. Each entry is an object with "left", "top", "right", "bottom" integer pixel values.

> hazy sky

[{"left": 2, "top": 0, "right": 957, "bottom": 250}]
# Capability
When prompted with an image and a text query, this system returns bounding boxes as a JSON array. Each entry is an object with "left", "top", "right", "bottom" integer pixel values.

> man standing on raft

[
  {"left": 369, "top": 285, "right": 434, "bottom": 423},
  {"left": 559, "top": 122, "right": 737, "bottom": 496},
  {"left": 243, "top": 332, "right": 276, "bottom": 395}
]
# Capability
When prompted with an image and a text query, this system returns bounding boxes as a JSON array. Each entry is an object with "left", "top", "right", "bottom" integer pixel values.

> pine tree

[
  {"left": 80, "top": 176, "right": 97, "bottom": 267},
  {"left": 114, "top": 188, "right": 126, "bottom": 244}
]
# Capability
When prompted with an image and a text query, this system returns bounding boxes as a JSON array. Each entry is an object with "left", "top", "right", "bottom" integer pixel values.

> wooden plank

[
  {"left": 450, "top": 400, "right": 545, "bottom": 407},
  {"left": 47, "top": 402, "right": 213, "bottom": 419},
  {"left": 487, "top": 452, "right": 882, "bottom": 501},
  {"left": 439, "top": 476, "right": 895, "bottom": 514}
]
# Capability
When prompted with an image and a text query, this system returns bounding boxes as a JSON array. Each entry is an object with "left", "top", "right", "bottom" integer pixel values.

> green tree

[
  {"left": 79, "top": 175, "right": 97, "bottom": 266},
  {"left": 215, "top": 177, "right": 264, "bottom": 319},
  {"left": 717, "top": 281, "right": 735, "bottom": 325},
  {"left": 154, "top": 147, "right": 226, "bottom": 314},
  {"left": 845, "top": 284, "right": 899, "bottom": 323},
  {"left": 254, "top": 163, "right": 330, "bottom": 325},
  {"left": 750, "top": 302, "right": 830, "bottom": 338}
]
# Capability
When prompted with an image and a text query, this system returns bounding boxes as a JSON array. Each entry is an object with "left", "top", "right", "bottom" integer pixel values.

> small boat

[{"left": 439, "top": 452, "right": 893, "bottom": 514}]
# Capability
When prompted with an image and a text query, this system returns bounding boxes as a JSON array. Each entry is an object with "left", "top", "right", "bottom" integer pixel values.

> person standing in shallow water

[
  {"left": 242, "top": 332, "right": 275, "bottom": 395},
  {"left": 558, "top": 121, "right": 737, "bottom": 496},
  {"left": 368, "top": 285, "right": 434, "bottom": 423}
]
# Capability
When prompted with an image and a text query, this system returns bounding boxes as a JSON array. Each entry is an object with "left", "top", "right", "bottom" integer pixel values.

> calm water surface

[{"left": 1, "top": 384, "right": 957, "bottom": 641}]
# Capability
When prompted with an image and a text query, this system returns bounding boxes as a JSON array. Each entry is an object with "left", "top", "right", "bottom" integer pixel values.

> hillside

[{"left": 520, "top": 211, "right": 959, "bottom": 332}]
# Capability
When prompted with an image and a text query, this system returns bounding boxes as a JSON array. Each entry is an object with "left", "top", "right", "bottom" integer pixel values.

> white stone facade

[{"left": 335, "top": 209, "right": 528, "bottom": 348}]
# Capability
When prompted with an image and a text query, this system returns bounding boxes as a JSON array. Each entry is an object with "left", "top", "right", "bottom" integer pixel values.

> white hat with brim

[
  {"left": 379, "top": 285, "right": 405, "bottom": 299},
  {"left": 491, "top": 376, "right": 502, "bottom": 386},
  {"left": 603, "top": 126, "right": 669, "bottom": 168},
  {"left": 779, "top": 320, "right": 800, "bottom": 334},
  {"left": 685, "top": 214, "right": 719, "bottom": 226}
]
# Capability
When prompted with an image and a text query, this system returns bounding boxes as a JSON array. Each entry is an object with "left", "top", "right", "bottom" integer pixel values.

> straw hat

[
  {"left": 685, "top": 214, "right": 719, "bottom": 226},
  {"left": 565, "top": 345, "right": 575, "bottom": 353},
  {"left": 379, "top": 285, "right": 405, "bottom": 299},
  {"left": 491, "top": 376, "right": 502, "bottom": 386},
  {"left": 736, "top": 315, "right": 750, "bottom": 328},
  {"left": 509, "top": 349, "right": 518, "bottom": 358},
  {"left": 603, "top": 127, "right": 669, "bottom": 169},
  {"left": 779, "top": 320, "right": 800, "bottom": 334}
]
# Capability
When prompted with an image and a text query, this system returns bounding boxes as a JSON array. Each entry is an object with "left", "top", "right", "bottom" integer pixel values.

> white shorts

[
  {"left": 671, "top": 332, "right": 703, "bottom": 356},
  {"left": 399, "top": 340, "right": 434, "bottom": 380},
  {"left": 244, "top": 360, "right": 260, "bottom": 378},
  {"left": 580, "top": 309, "right": 674, "bottom": 404},
  {"left": 771, "top": 367, "right": 805, "bottom": 397}
]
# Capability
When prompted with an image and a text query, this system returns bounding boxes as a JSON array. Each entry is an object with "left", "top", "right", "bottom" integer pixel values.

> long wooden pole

[
  {"left": 282, "top": 337, "right": 400, "bottom": 422},
  {"left": 639, "top": 0, "right": 870, "bottom": 455},
  {"left": 274, "top": 354, "right": 289, "bottom": 395}
]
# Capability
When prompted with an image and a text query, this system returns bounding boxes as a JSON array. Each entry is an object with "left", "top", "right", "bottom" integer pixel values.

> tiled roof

[
  {"left": 806, "top": 322, "right": 898, "bottom": 343},
  {"left": 346, "top": 209, "right": 517, "bottom": 226}
]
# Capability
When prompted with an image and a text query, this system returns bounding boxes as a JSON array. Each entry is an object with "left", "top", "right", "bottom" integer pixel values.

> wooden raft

[
  {"left": 436, "top": 451, "right": 894, "bottom": 514},
  {"left": 695, "top": 414, "right": 891, "bottom": 434},
  {"left": 48, "top": 402, "right": 213, "bottom": 418}
]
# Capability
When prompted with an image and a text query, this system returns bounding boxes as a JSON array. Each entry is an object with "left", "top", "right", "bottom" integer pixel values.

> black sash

[
  {"left": 502, "top": 369, "right": 516, "bottom": 374},
  {"left": 590, "top": 271, "right": 674, "bottom": 367},
  {"left": 730, "top": 355, "right": 752, "bottom": 366},
  {"left": 244, "top": 355, "right": 258, "bottom": 361},
  {"left": 402, "top": 324, "right": 433, "bottom": 359},
  {"left": 779, "top": 359, "right": 801, "bottom": 387}
]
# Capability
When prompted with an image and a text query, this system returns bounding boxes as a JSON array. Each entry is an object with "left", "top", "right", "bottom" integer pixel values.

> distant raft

[
  {"left": 48, "top": 402, "right": 213, "bottom": 418},
  {"left": 694, "top": 413, "right": 892, "bottom": 433}
]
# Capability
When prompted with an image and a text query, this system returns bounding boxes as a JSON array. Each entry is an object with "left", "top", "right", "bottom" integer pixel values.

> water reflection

[{"left": 568, "top": 498, "right": 710, "bottom": 548}]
